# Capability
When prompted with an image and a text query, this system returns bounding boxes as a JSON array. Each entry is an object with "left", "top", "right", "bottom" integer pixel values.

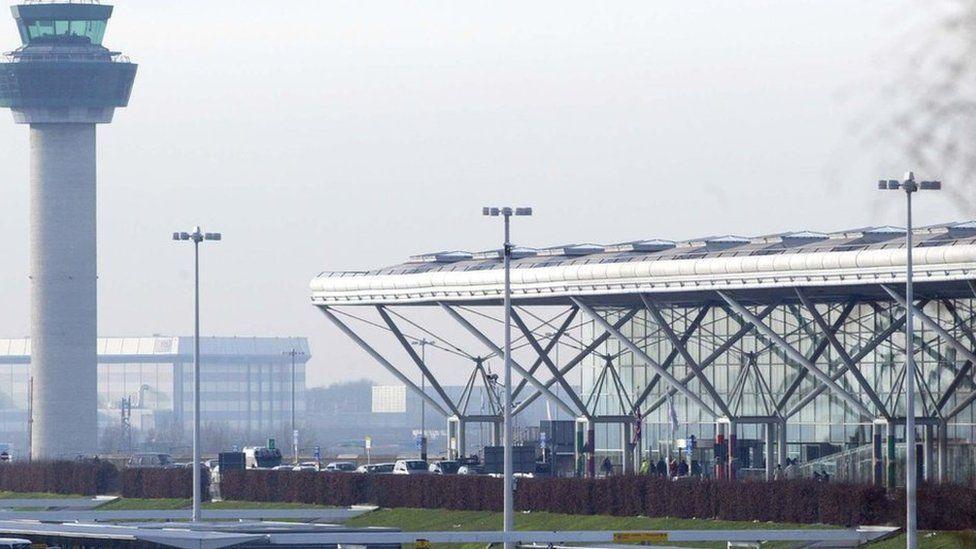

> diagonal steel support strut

[
  {"left": 319, "top": 307, "right": 449, "bottom": 417},
  {"left": 439, "top": 303, "right": 578, "bottom": 417},
  {"left": 376, "top": 306, "right": 461, "bottom": 417},
  {"left": 510, "top": 309, "right": 591, "bottom": 418},
  {"left": 513, "top": 308, "right": 640, "bottom": 415},
  {"left": 717, "top": 291, "right": 874, "bottom": 419},
  {"left": 512, "top": 308, "right": 577, "bottom": 399},
  {"left": 572, "top": 297, "right": 718, "bottom": 418},
  {"left": 643, "top": 304, "right": 776, "bottom": 415},
  {"left": 882, "top": 286, "right": 976, "bottom": 420},
  {"left": 642, "top": 295, "right": 732, "bottom": 417},
  {"left": 794, "top": 290, "right": 890, "bottom": 419}
]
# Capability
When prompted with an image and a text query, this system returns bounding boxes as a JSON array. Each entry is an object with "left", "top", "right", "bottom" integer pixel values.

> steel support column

[
  {"left": 765, "top": 423, "right": 775, "bottom": 481},
  {"left": 886, "top": 421, "right": 896, "bottom": 488},
  {"left": 872, "top": 420, "right": 884, "bottom": 486},
  {"left": 923, "top": 424, "right": 935, "bottom": 483},
  {"left": 937, "top": 420, "right": 948, "bottom": 484},
  {"left": 621, "top": 423, "right": 633, "bottom": 474},
  {"left": 778, "top": 418, "right": 788, "bottom": 468}
]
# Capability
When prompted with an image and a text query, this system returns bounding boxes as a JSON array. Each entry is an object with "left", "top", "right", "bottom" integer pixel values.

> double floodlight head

[
  {"left": 172, "top": 227, "right": 222, "bottom": 243},
  {"left": 482, "top": 206, "right": 533, "bottom": 217},
  {"left": 877, "top": 171, "right": 941, "bottom": 193}
]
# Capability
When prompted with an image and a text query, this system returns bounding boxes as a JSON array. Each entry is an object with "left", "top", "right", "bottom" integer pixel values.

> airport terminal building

[
  {"left": 311, "top": 221, "right": 976, "bottom": 484},
  {"left": 0, "top": 336, "right": 309, "bottom": 455}
]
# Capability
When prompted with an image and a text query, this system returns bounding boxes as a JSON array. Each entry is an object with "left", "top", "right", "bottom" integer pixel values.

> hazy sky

[{"left": 0, "top": 1, "right": 957, "bottom": 387}]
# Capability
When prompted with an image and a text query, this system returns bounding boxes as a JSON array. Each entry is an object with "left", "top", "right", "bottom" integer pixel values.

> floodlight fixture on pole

[
  {"left": 482, "top": 205, "right": 532, "bottom": 549},
  {"left": 172, "top": 226, "right": 221, "bottom": 523},
  {"left": 411, "top": 338, "right": 435, "bottom": 461},
  {"left": 877, "top": 171, "right": 940, "bottom": 549},
  {"left": 283, "top": 349, "right": 307, "bottom": 465}
]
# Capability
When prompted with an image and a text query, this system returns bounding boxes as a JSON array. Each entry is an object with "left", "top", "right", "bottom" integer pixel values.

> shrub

[
  {"left": 216, "top": 471, "right": 976, "bottom": 529},
  {"left": 121, "top": 467, "right": 208, "bottom": 500},
  {"left": 0, "top": 460, "right": 118, "bottom": 495}
]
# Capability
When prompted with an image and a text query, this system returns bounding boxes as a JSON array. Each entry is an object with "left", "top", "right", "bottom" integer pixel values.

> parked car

[
  {"left": 293, "top": 464, "right": 318, "bottom": 471},
  {"left": 243, "top": 446, "right": 283, "bottom": 469},
  {"left": 429, "top": 460, "right": 461, "bottom": 474},
  {"left": 272, "top": 465, "right": 294, "bottom": 471},
  {"left": 324, "top": 461, "right": 357, "bottom": 472},
  {"left": 393, "top": 459, "right": 430, "bottom": 475},
  {"left": 127, "top": 452, "right": 174, "bottom": 468},
  {"left": 457, "top": 464, "right": 484, "bottom": 475},
  {"left": 356, "top": 462, "right": 394, "bottom": 474},
  {"left": 0, "top": 538, "right": 31, "bottom": 549}
]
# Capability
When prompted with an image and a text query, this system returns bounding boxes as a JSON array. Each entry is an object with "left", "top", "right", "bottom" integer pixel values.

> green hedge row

[{"left": 219, "top": 470, "right": 976, "bottom": 530}]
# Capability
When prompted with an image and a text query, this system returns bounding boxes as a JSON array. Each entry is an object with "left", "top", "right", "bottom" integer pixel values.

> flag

[
  {"left": 667, "top": 394, "right": 679, "bottom": 438},
  {"left": 632, "top": 409, "right": 643, "bottom": 445}
]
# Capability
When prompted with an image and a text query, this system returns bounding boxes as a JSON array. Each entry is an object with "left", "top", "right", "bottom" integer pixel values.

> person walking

[
  {"left": 677, "top": 459, "right": 689, "bottom": 477},
  {"left": 601, "top": 456, "right": 613, "bottom": 477},
  {"left": 655, "top": 458, "right": 667, "bottom": 477}
]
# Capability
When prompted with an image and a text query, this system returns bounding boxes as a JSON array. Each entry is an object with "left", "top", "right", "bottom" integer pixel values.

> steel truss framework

[{"left": 317, "top": 281, "right": 976, "bottom": 484}]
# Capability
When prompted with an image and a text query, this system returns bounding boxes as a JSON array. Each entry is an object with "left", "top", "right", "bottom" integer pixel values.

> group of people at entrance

[{"left": 597, "top": 455, "right": 703, "bottom": 478}]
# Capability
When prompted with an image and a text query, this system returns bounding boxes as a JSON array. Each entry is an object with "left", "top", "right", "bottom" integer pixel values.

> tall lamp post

[
  {"left": 411, "top": 339, "right": 434, "bottom": 461},
  {"left": 877, "top": 172, "right": 940, "bottom": 549},
  {"left": 483, "top": 206, "right": 532, "bottom": 549},
  {"left": 283, "top": 349, "right": 307, "bottom": 465},
  {"left": 172, "top": 226, "right": 221, "bottom": 522}
]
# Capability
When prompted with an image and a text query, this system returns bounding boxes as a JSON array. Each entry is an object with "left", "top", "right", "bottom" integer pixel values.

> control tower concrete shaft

[{"left": 0, "top": 3, "right": 136, "bottom": 458}]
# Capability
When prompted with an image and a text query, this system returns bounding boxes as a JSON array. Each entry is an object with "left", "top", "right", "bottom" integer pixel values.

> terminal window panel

[{"left": 581, "top": 299, "right": 976, "bottom": 454}]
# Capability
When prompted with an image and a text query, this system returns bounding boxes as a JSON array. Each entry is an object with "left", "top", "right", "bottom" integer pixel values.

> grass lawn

[
  {"left": 345, "top": 508, "right": 832, "bottom": 549},
  {"left": 95, "top": 498, "right": 329, "bottom": 511},
  {"left": 0, "top": 491, "right": 83, "bottom": 499},
  {"left": 346, "top": 508, "right": 975, "bottom": 549}
]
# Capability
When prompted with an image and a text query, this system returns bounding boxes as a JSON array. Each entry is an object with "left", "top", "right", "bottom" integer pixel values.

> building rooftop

[
  {"left": 0, "top": 336, "right": 311, "bottom": 360},
  {"left": 309, "top": 221, "right": 976, "bottom": 306}
]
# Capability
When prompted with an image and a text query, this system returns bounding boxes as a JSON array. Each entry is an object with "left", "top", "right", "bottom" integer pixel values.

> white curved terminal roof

[{"left": 310, "top": 221, "right": 976, "bottom": 306}]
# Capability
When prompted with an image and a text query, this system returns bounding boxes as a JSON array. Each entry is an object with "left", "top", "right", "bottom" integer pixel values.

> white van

[{"left": 0, "top": 538, "right": 32, "bottom": 549}]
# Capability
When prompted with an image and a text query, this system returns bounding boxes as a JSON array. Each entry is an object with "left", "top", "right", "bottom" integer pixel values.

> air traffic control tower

[{"left": 0, "top": 3, "right": 136, "bottom": 458}]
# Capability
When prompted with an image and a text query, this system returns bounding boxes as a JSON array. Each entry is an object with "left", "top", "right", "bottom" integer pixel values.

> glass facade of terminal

[
  {"left": 581, "top": 300, "right": 976, "bottom": 463},
  {"left": 0, "top": 336, "right": 309, "bottom": 455}
]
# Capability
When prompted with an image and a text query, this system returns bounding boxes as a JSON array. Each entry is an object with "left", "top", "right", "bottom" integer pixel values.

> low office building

[{"left": 0, "top": 336, "right": 310, "bottom": 455}]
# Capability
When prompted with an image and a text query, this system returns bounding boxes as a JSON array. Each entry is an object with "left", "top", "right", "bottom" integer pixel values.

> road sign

[
  {"left": 539, "top": 431, "right": 547, "bottom": 449},
  {"left": 313, "top": 446, "right": 321, "bottom": 460},
  {"left": 365, "top": 436, "right": 372, "bottom": 450},
  {"left": 293, "top": 429, "right": 299, "bottom": 446},
  {"left": 268, "top": 438, "right": 276, "bottom": 450}
]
